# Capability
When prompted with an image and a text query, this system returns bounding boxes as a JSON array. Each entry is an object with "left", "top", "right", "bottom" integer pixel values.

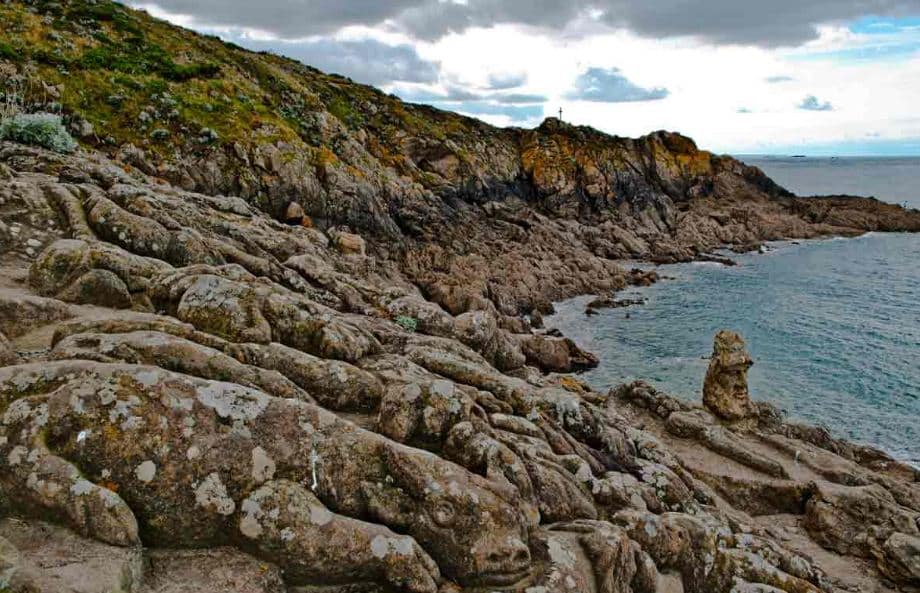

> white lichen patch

[
  {"left": 197, "top": 382, "right": 270, "bottom": 423},
  {"left": 135, "top": 460, "right": 157, "bottom": 483},
  {"left": 239, "top": 491, "right": 272, "bottom": 539},
  {"left": 71, "top": 478, "right": 95, "bottom": 496},
  {"left": 546, "top": 537, "right": 576, "bottom": 568},
  {"left": 7, "top": 445, "right": 27, "bottom": 466},
  {"left": 134, "top": 369, "right": 163, "bottom": 388},
  {"left": 194, "top": 472, "right": 236, "bottom": 515},
  {"left": 643, "top": 518, "right": 660, "bottom": 538},
  {"left": 403, "top": 383, "right": 422, "bottom": 402},
  {"left": 251, "top": 446, "right": 276, "bottom": 483},
  {"left": 370, "top": 535, "right": 414, "bottom": 559},
  {"left": 98, "top": 386, "right": 117, "bottom": 406},
  {"left": 186, "top": 445, "right": 200, "bottom": 460},
  {"left": 308, "top": 504, "right": 333, "bottom": 526},
  {"left": 3, "top": 400, "right": 48, "bottom": 430}
]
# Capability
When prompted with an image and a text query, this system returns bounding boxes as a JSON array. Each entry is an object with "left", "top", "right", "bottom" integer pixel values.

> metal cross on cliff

[{"left": 558, "top": 107, "right": 563, "bottom": 121}]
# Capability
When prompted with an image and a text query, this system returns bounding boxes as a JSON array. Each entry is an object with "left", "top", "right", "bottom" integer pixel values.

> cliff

[{"left": 0, "top": 1, "right": 919, "bottom": 592}]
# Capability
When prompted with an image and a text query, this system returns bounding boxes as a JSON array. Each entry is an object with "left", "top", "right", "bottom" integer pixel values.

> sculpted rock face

[
  {"left": 703, "top": 330, "right": 756, "bottom": 421},
  {"left": 0, "top": 138, "right": 917, "bottom": 592},
  {"left": 0, "top": 361, "right": 529, "bottom": 590}
]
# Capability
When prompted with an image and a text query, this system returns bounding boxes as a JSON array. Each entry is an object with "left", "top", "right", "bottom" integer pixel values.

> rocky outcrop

[
  {"left": 703, "top": 330, "right": 757, "bottom": 421},
  {"left": 613, "top": 380, "right": 920, "bottom": 591},
  {"left": 0, "top": 142, "right": 917, "bottom": 592},
  {"left": 2, "top": 0, "right": 920, "bottom": 320}
]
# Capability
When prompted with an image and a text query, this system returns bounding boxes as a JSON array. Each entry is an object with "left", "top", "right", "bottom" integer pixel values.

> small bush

[
  {"left": 395, "top": 315, "right": 418, "bottom": 332},
  {"left": 79, "top": 40, "right": 220, "bottom": 82},
  {"left": 0, "top": 42, "right": 19, "bottom": 62},
  {"left": 0, "top": 113, "right": 77, "bottom": 153}
]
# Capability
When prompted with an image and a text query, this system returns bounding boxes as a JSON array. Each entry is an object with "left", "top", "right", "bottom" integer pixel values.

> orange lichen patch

[
  {"left": 99, "top": 479, "right": 120, "bottom": 493},
  {"left": 559, "top": 375, "right": 589, "bottom": 393}
]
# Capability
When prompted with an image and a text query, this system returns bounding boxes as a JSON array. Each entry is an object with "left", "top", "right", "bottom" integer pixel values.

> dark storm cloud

[
  {"left": 133, "top": 0, "right": 421, "bottom": 38},
  {"left": 799, "top": 95, "right": 834, "bottom": 111},
  {"left": 227, "top": 36, "right": 440, "bottom": 86},
  {"left": 565, "top": 67, "right": 668, "bottom": 102},
  {"left": 138, "top": 0, "right": 920, "bottom": 47}
]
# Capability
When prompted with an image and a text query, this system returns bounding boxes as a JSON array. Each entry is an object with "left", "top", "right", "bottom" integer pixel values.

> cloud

[
  {"left": 396, "top": 86, "right": 545, "bottom": 105},
  {"left": 799, "top": 95, "right": 835, "bottom": 111},
  {"left": 441, "top": 101, "right": 544, "bottom": 123},
  {"left": 136, "top": 0, "right": 920, "bottom": 47},
  {"left": 223, "top": 36, "right": 440, "bottom": 86},
  {"left": 485, "top": 72, "right": 527, "bottom": 89},
  {"left": 766, "top": 75, "right": 795, "bottom": 83},
  {"left": 494, "top": 93, "right": 547, "bottom": 104},
  {"left": 737, "top": 107, "right": 753, "bottom": 114},
  {"left": 565, "top": 67, "right": 669, "bottom": 103}
]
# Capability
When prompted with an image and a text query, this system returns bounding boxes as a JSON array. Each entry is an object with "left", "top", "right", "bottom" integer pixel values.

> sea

[{"left": 547, "top": 156, "right": 920, "bottom": 466}]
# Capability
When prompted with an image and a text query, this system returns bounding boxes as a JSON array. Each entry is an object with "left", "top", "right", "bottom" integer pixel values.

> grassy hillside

[
  {"left": 0, "top": 0, "right": 487, "bottom": 162},
  {"left": 0, "top": 0, "right": 797, "bottom": 246}
]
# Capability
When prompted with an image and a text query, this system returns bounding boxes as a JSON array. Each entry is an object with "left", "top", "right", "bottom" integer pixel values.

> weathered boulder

[
  {"left": 29, "top": 239, "right": 172, "bottom": 309},
  {"left": 877, "top": 532, "right": 920, "bottom": 583},
  {"left": 283, "top": 201, "right": 306, "bottom": 225},
  {"left": 332, "top": 230, "right": 366, "bottom": 256},
  {"left": 228, "top": 341, "right": 383, "bottom": 411},
  {"left": 151, "top": 267, "right": 380, "bottom": 361},
  {"left": 517, "top": 334, "right": 599, "bottom": 373},
  {"left": 51, "top": 330, "right": 312, "bottom": 402},
  {"left": 141, "top": 548, "right": 285, "bottom": 593},
  {"left": 804, "top": 480, "right": 920, "bottom": 581},
  {"left": 0, "top": 518, "right": 143, "bottom": 593},
  {"left": 703, "top": 330, "right": 756, "bottom": 421},
  {"left": 57, "top": 268, "right": 134, "bottom": 309},
  {"left": 0, "top": 332, "right": 18, "bottom": 366},
  {"left": 0, "top": 290, "right": 72, "bottom": 339}
]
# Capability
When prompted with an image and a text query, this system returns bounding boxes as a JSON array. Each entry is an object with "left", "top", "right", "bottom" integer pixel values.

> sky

[{"left": 129, "top": 1, "right": 920, "bottom": 156}]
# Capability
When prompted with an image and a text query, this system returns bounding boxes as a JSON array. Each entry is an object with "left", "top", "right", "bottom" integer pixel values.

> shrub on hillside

[
  {"left": 395, "top": 315, "right": 418, "bottom": 332},
  {"left": 0, "top": 112, "right": 77, "bottom": 153}
]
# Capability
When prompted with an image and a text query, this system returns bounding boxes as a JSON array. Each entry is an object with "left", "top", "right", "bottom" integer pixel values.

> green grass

[{"left": 0, "top": 0, "right": 512, "bottom": 176}]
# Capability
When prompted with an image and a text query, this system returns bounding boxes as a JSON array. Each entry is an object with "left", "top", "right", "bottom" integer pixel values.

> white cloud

[{"left": 132, "top": 2, "right": 920, "bottom": 154}]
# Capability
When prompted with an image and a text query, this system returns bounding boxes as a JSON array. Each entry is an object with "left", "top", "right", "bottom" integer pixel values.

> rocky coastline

[
  {"left": 0, "top": 141, "right": 918, "bottom": 592},
  {"left": 1, "top": 0, "right": 920, "bottom": 591}
]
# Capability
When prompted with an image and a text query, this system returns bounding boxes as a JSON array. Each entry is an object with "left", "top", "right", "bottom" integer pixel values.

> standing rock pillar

[{"left": 703, "top": 330, "right": 756, "bottom": 421}]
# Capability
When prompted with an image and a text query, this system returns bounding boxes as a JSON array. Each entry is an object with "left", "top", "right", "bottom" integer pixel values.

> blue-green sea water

[{"left": 548, "top": 157, "right": 920, "bottom": 465}]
